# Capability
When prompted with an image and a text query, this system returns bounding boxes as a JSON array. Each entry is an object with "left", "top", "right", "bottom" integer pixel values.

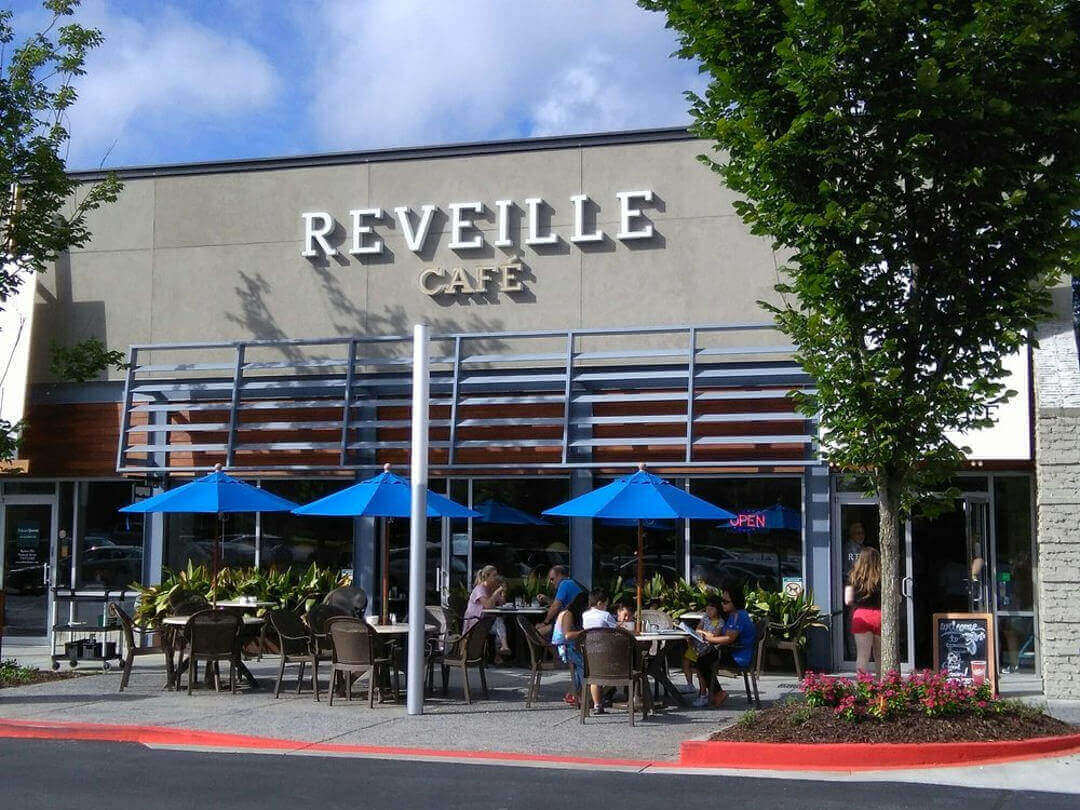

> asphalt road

[{"left": 0, "top": 738, "right": 1075, "bottom": 810}]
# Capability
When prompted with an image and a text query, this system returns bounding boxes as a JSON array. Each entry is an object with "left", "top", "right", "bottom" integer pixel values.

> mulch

[
  {"left": 712, "top": 701, "right": 1076, "bottom": 744},
  {"left": 0, "top": 669, "right": 83, "bottom": 690}
]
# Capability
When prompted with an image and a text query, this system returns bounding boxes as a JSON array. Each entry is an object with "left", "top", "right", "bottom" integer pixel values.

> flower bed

[{"left": 712, "top": 670, "right": 1074, "bottom": 744}]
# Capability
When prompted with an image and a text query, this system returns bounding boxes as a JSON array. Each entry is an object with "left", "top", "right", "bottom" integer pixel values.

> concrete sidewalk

[
  {"left": 2, "top": 644, "right": 1077, "bottom": 795},
  {"left": 0, "top": 649, "right": 795, "bottom": 761}
]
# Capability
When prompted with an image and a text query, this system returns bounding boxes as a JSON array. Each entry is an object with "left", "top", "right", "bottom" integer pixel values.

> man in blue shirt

[{"left": 537, "top": 565, "right": 585, "bottom": 636}]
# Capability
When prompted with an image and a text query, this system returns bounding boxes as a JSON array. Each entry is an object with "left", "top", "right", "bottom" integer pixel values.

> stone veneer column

[{"left": 1032, "top": 284, "right": 1080, "bottom": 700}]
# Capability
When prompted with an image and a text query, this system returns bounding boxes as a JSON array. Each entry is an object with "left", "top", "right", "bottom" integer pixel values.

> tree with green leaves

[
  {"left": 0, "top": 1, "right": 121, "bottom": 451},
  {"left": 641, "top": 0, "right": 1080, "bottom": 672}
]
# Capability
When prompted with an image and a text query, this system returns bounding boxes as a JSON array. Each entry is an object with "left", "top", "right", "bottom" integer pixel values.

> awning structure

[{"left": 115, "top": 322, "right": 817, "bottom": 474}]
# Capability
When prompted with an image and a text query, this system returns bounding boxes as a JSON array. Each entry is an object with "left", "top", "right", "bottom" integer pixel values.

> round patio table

[
  {"left": 634, "top": 630, "right": 692, "bottom": 708},
  {"left": 481, "top": 607, "right": 546, "bottom": 615}
]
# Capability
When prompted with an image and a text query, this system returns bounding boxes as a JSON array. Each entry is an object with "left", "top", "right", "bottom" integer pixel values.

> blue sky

[{"left": 12, "top": 0, "right": 705, "bottom": 170}]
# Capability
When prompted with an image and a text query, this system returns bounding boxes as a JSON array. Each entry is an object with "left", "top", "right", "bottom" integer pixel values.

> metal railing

[{"left": 116, "top": 322, "right": 817, "bottom": 473}]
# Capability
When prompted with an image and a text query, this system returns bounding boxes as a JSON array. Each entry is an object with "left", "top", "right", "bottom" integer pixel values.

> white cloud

[
  {"left": 306, "top": 1, "right": 702, "bottom": 151},
  {"left": 62, "top": 1, "right": 279, "bottom": 167}
]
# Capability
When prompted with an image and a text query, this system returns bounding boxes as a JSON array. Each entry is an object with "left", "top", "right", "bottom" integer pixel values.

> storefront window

[
  {"left": 471, "top": 478, "right": 570, "bottom": 585},
  {"left": 386, "top": 514, "right": 441, "bottom": 617},
  {"left": 593, "top": 513, "right": 684, "bottom": 589},
  {"left": 77, "top": 482, "right": 145, "bottom": 588},
  {"left": 994, "top": 477, "right": 1034, "bottom": 613},
  {"left": 258, "top": 480, "right": 352, "bottom": 571},
  {"left": 998, "top": 615, "right": 1036, "bottom": 673},
  {"left": 689, "top": 477, "right": 802, "bottom": 592},
  {"left": 164, "top": 511, "right": 254, "bottom": 574}
]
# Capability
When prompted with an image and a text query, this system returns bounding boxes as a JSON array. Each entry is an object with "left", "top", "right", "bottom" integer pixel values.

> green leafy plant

[
  {"left": 49, "top": 338, "right": 127, "bottom": 382},
  {"left": 131, "top": 561, "right": 348, "bottom": 625},
  {"left": 0, "top": 659, "right": 37, "bottom": 687},
  {"left": 641, "top": 0, "right": 1080, "bottom": 674},
  {"left": 659, "top": 578, "right": 715, "bottom": 619},
  {"left": 745, "top": 587, "right": 826, "bottom": 649}
]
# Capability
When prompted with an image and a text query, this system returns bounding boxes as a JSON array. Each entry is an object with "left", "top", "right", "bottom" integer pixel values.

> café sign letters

[{"left": 300, "top": 190, "right": 657, "bottom": 297}]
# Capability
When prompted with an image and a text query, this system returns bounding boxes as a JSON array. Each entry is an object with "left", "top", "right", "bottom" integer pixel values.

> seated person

[
  {"left": 537, "top": 565, "right": 585, "bottom": 635},
  {"left": 614, "top": 601, "right": 635, "bottom": 629},
  {"left": 691, "top": 588, "right": 757, "bottom": 708},
  {"left": 551, "top": 606, "right": 587, "bottom": 707},
  {"left": 582, "top": 589, "right": 618, "bottom": 630},
  {"left": 463, "top": 565, "right": 512, "bottom": 663}
]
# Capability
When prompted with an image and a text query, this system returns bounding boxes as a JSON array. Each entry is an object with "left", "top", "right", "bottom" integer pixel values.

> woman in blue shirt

[{"left": 693, "top": 589, "right": 757, "bottom": 707}]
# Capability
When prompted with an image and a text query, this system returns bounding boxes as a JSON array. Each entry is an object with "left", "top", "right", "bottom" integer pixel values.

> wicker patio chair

[
  {"left": 516, "top": 614, "right": 559, "bottom": 708},
  {"left": 712, "top": 617, "right": 769, "bottom": 708},
  {"left": 580, "top": 626, "right": 651, "bottom": 726},
  {"left": 180, "top": 609, "right": 242, "bottom": 695},
  {"left": 423, "top": 605, "right": 454, "bottom": 693},
  {"left": 304, "top": 603, "right": 344, "bottom": 702},
  {"left": 267, "top": 609, "right": 315, "bottom": 698},
  {"left": 109, "top": 602, "right": 161, "bottom": 692},
  {"left": 440, "top": 616, "right": 494, "bottom": 704},
  {"left": 325, "top": 616, "right": 395, "bottom": 707},
  {"left": 163, "top": 595, "right": 210, "bottom": 689}
]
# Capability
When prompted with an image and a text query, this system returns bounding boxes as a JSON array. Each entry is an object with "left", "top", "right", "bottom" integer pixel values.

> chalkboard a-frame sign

[{"left": 932, "top": 612, "right": 997, "bottom": 695}]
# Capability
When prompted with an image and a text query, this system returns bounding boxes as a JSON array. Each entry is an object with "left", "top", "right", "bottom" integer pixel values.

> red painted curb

[
  {"left": 0, "top": 718, "right": 655, "bottom": 769},
  {"left": 679, "top": 733, "right": 1080, "bottom": 771}
]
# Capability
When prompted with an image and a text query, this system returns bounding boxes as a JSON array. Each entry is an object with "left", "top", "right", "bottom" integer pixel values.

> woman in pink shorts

[{"left": 845, "top": 547, "right": 881, "bottom": 675}]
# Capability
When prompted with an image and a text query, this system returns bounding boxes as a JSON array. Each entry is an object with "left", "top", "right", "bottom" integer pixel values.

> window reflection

[
  {"left": 994, "top": 477, "right": 1034, "bottom": 613},
  {"left": 472, "top": 478, "right": 570, "bottom": 584},
  {"left": 259, "top": 480, "right": 352, "bottom": 571},
  {"left": 164, "top": 511, "right": 254, "bottom": 572},
  {"left": 689, "top": 478, "right": 802, "bottom": 592},
  {"left": 593, "top": 513, "right": 684, "bottom": 589},
  {"left": 77, "top": 482, "right": 145, "bottom": 588}
]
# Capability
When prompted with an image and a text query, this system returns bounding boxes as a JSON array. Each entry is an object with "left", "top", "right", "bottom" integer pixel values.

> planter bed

[
  {"left": 712, "top": 700, "right": 1073, "bottom": 744},
  {"left": 0, "top": 664, "right": 82, "bottom": 690}
]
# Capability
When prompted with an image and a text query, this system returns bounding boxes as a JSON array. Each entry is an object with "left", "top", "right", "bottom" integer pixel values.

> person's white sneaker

[
  {"left": 693, "top": 694, "right": 710, "bottom": 708},
  {"left": 677, "top": 683, "right": 698, "bottom": 693}
]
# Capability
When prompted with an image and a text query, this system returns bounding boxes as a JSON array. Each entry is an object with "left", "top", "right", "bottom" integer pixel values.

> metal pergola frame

[{"left": 116, "top": 322, "right": 818, "bottom": 475}]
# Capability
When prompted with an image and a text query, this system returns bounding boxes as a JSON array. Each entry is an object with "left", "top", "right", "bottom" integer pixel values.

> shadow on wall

[
  {"left": 32, "top": 253, "right": 111, "bottom": 381},
  {"left": 226, "top": 269, "right": 510, "bottom": 362}
]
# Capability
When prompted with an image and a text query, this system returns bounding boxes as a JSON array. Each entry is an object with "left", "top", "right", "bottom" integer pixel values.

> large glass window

[
  {"left": 471, "top": 478, "right": 570, "bottom": 585},
  {"left": 593, "top": 506, "right": 684, "bottom": 591},
  {"left": 994, "top": 477, "right": 1034, "bottom": 613},
  {"left": 164, "top": 511, "right": 254, "bottom": 573},
  {"left": 690, "top": 477, "right": 802, "bottom": 592},
  {"left": 77, "top": 482, "right": 145, "bottom": 588},
  {"left": 258, "top": 480, "right": 352, "bottom": 571}
]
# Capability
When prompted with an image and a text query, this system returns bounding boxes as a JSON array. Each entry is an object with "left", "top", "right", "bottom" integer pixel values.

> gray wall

[
  {"left": 1033, "top": 283, "right": 1080, "bottom": 700},
  {"left": 33, "top": 137, "right": 784, "bottom": 382}
]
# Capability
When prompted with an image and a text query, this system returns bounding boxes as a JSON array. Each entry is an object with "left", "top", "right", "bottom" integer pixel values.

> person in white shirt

[
  {"left": 581, "top": 589, "right": 619, "bottom": 713},
  {"left": 582, "top": 589, "right": 618, "bottom": 630}
]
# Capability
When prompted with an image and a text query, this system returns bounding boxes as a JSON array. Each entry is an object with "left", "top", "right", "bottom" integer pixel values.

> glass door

[
  {"left": 1, "top": 501, "right": 56, "bottom": 638},
  {"left": 833, "top": 496, "right": 913, "bottom": 670},
  {"left": 964, "top": 498, "right": 991, "bottom": 613}
]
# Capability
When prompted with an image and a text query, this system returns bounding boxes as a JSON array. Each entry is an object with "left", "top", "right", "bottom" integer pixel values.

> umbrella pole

[
  {"left": 636, "top": 518, "right": 644, "bottom": 633},
  {"left": 381, "top": 517, "right": 390, "bottom": 624},
  {"left": 212, "top": 514, "right": 221, "bottom": 608}
]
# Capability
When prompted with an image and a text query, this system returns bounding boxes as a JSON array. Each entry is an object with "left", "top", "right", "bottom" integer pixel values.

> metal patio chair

[
  {"left": 440, "top": 616, "right": 494, "bottom": 704},
  {"left": 580, "top": 626, "right": 651, "bottom": 726},
  {"left": 325, "top": 616, "right": 396, "bottom": 707},
  {"left": 712, "top": 617, "right": 769, "bottom": 708},
  {"left": 517, "top": 614, "right": 559, "bottom": 708},
  {"left": 267, "top": 609, "right": 315, "bottom": 698},
  {"left": 179, "top": 609, "right": 242, "bottom": 695},
  {"left": 109, "top": 602, "right": 161, "bottom": 692}
]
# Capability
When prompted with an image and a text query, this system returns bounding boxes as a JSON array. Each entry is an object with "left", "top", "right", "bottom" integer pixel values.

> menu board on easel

[{"left": 933, "top": 612, "right": 996, "bottom": 694}]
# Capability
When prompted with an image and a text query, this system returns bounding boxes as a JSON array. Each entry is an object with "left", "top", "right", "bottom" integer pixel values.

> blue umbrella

[
  {"left": 474, "top": 499, "right": 551, "bottom": 526},
  {"left": 599, "top": 517, "right": 676, "bottom": 531},
  {"left": 543, "top": 464, "right": 734, "bottom": 624},
  {"left": 120, "top": 465, "right": 298, "bottom": 605},
  {"left": 294, "top": 464, "right": 479, "bottom": 622}
]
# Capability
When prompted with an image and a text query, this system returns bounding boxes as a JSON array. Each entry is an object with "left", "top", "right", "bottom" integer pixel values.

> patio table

[
  {"left": 214, "top": 599, "right": 277, "bottom": 609},
  {"left": 634, "top": 630, "right": 692, "bottom": 707},
  {"left": 481, "top": 607, "right": 546, "bottom": 615},
  {"left": 163, "top": 615, "right": 266, "bottom": 690}
]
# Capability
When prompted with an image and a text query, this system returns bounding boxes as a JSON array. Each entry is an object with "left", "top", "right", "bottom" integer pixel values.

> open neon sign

[{"left": 731, "top": 512, "right": 767, "bottom": 529}]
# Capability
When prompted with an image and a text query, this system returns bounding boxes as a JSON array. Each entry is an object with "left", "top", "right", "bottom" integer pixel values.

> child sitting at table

[
  {"left": 582, "top": 589, "right": 618, "bottom": 630},
  {"left": 614, "top": 601, "right": 635, "bottom": 629}
]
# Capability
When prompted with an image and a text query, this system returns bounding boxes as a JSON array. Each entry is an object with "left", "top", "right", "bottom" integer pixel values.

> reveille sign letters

[{"left": 300, "top": 190, "right": 657, "bottom": 298}]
